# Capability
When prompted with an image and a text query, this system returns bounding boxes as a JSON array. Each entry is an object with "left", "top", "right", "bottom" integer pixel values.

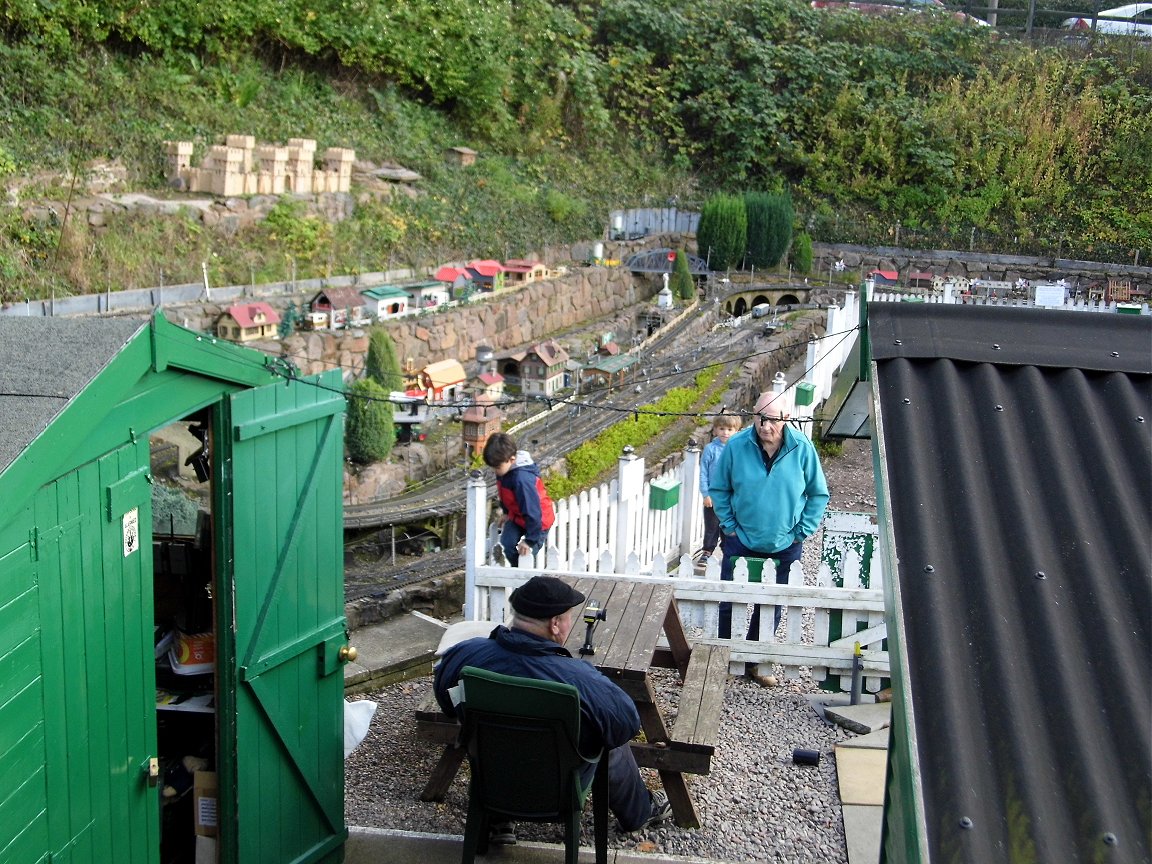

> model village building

[
  {"left": 216, "top": 302, "right": 281, "bottom": 342},
  {"left": 164, "top": 135, "right": 354, "bottom": 197}
]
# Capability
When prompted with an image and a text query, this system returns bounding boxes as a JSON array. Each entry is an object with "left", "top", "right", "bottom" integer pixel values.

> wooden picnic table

[
  {"left": 416, "top": 576, "right": 730, "bottom": 829},
  {"left": 560, "top": 576, "right": 729, "bottom": 828}
]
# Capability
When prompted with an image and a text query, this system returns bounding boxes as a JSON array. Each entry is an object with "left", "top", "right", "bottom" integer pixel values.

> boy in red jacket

[{"left": 483, "top": 432, "right": 555, "bottom": 566}]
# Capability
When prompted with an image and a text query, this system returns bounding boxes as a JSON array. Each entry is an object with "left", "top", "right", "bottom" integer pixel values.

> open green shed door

[{"left": 218, "top": 371, "right": 347, "bottom": 864}]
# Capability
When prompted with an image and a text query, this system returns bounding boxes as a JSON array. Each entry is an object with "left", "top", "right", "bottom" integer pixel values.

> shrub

[
  {"left": 696, "top": 194, "right": 747, "bottom": 272},
  {"left": 745, "top": 191, "right": 793, "bottom": 269},
  {"left": 791, "top": 231, "right": 813, "bottom": 274},
  {"left": 346, "top": 378, "right": 394, "bottom": 464},
  {"left": 365, "top": 328, "right": 405, "bottom": 392},
  {"left": 671, "top": 248, "right": 694, "bottom": 301}
]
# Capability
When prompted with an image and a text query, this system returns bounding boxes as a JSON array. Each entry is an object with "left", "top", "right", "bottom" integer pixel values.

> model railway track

[
  {"left": 344, "top": 547, "right": 466, "bottom": 602},
  {"left": 345, "top": 333, "right": 704, "bottom": 529},
  {"left": 342, "top": 302, "right": 755, "bottom": 531}
]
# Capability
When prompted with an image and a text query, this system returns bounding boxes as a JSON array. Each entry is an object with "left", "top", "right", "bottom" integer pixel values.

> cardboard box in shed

[{"left": 194, "top": 771, "right": 218, "bottom": 837}]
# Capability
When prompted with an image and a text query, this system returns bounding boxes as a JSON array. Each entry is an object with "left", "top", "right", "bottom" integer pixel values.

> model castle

[{"left": 164, "top": 135, "right": 355, "bottom": 197}]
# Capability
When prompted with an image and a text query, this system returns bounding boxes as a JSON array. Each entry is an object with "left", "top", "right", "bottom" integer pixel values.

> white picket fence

[{"left": 462, "top": 448, "right": 889, "bottom": 693}]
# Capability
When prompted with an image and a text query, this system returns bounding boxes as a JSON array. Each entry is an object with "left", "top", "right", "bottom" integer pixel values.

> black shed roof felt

[
  {"left": 0, "top": 316, "right": 147, "bottom": 475},
  {"left": 869, "top": 303, "right": 1151, "bottom": 864}
]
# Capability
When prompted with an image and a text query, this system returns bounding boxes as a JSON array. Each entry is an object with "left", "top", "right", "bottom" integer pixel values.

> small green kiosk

[{"left": 0, "top": 312, "right": 350, "bottom": 864}]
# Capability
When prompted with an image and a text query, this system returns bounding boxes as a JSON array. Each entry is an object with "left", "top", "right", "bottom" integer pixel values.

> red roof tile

[
  {"left": 226, "top": 302, "right": 281, "bottom": 328},
  {"left": 467, "top": 260, "right": 505, "bottom": 277}
]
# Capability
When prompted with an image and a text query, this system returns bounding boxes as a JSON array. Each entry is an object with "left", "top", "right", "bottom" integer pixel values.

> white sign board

[
  {"left": 1034, "top": 284, "right": 1065, "bottom": 307},
  {"left": 123, "top": 507, "right": 139, "bottom": 557}
]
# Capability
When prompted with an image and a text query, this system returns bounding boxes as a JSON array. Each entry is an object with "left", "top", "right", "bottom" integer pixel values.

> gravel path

[{"left": 344, "top": 439, "right": 875, "bottom": 863}]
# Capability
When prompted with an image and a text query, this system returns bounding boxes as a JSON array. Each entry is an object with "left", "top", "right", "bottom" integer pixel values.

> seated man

[{"left": 433, "top": 575, "right": 671, "bottom": 843}]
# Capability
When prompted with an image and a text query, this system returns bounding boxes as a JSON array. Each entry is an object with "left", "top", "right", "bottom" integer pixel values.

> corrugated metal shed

[{"left": 869, "top": 303, "right": 1151, "bottom": 864}]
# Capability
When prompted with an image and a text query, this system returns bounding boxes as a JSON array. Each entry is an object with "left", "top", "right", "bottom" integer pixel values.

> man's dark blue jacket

[{"left": 433, "top": 625, "right": 640, "bottom": 756}]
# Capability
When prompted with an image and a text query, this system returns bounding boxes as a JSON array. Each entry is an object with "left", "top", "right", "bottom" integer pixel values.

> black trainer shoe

[
  {"left": 641, "top": 790, "right": 673, "bottom": 829},
  {"left": 489, "top": 821, "right": 517, "bottom": 845}
]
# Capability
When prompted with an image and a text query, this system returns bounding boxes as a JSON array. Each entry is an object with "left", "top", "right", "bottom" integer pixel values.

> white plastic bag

[{"left": 343, "top": 699, "right": 378, "bottom": 759}]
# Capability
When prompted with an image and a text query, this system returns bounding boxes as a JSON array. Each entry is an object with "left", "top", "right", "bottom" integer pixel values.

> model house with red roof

[
  {"left": 217, "top": 302, "right": 281, "bottom": 342},
  {"left": 471, "top": 370, "right": 505, "bottom": 402},
  {"left": 502, "top": 259, "right": 549, "bottom": 286},
  {"left": 434, "top": 265, "right": 471, "bottom": 294},
  {"left": 908, "top": 271, "right": 935, "bottom": 289},
  {"left": 465, "top": 260, "right": 505, "bottom": 291},
  {"left": 867, "top": 269, "right": 899, "bottom": 286}
]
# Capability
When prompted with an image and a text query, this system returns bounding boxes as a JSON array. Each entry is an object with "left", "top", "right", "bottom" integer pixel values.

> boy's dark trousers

[
  {"left": 701, "top": 504, "right": 721, "bottom": 554},
  {"left": 500, "top": 521, "right": 541, "bottom": 567}
]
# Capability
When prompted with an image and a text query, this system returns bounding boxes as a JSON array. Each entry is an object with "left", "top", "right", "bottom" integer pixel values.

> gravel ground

[{"left": 345, "top": 438, "right": 876, "bottom": 863}]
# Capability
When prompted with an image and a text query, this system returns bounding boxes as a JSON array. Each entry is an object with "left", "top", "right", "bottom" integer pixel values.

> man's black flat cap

[{"left": 510, "top": 575, "right": 585, "bottom": 618}]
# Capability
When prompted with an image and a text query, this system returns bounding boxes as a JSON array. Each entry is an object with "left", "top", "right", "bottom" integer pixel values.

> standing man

[
  {"left": 709, "top": 389, "right": 829, "bottom": 677},
  {"left": 433, "top": 576, "right": 671, "bottom": 843}
]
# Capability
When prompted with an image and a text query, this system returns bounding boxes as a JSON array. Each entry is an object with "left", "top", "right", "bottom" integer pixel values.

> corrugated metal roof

[
  {"left": 0, "top": 316, "right": 147, "bottom": 475},
  {"left": 870, "top": 303, "right": 1151, "bottom": 864}
]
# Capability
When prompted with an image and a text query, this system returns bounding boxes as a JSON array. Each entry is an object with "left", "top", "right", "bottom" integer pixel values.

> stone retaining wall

[{"left": 176, "top": 236, "right": 681, "bottom": 379}]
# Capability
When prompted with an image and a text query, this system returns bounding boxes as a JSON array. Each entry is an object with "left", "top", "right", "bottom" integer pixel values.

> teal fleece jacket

[{"left": 709, "top": 423, "right": 829, "bottom": 553}]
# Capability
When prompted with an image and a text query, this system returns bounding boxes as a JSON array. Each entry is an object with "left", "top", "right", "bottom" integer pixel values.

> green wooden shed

[{"left": 0, "top": 313, "right": 349, "bottom": 864}]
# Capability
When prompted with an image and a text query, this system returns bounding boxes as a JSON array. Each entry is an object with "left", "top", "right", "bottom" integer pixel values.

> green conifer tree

[
  {"left": 791, "top": 231, "right": 814, "bottom": 274},
  {"left": 696, "top": 194, "right": 747, "bottom": 272},
  {"left": 346, "top": 378, "right": 394, "bottom": 463},
  {"left": 365, "top": 327, "right": 405, "bottom": 392},
  {"left": 745, "top": 192, "right": 794, "bottom": 269}
]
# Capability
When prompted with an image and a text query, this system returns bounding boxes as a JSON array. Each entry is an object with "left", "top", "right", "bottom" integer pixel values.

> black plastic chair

[{"left": 457, "top": 665, "right": 609, "bottom": 864}]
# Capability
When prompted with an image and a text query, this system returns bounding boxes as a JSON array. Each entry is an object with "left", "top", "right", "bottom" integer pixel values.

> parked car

[
  {"left": 1061, "top": 3, "right": 1152, "bottom": 36},
  {"left": 810, "top": 0, "right": 988, "bottom": 24}
]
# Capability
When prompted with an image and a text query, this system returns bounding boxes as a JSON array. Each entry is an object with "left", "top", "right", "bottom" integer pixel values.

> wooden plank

[
  {"left": 674, "top": 644, "right": 731, "bottom": 748},
  {"left": 419, "top": 745, "right": 466, "bottom": 802},
  {"left": 636, "top": 686, "right": 671, "bottom": 744},
  {"left": 630, "top": 742, "right": 712, "bottom": 775},
  {"left": 414, "top": 691, "right": 460, "bottom": 745},
  {"left": 662, "top": 597, "right": 692, "bottom": 679},
  {"left": 594, "top": 580, "right": 643, "bottom": 673},
  {"left": 659, "top": 767, "right": 701, "bottom": 829},
  {"left": 629, "top": 583, "right": 674, "bottom": 671}
]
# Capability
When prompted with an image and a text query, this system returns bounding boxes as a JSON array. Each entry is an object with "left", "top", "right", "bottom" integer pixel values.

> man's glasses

[{"left": 758, "top": 414, "right": 787, "bottom": 427}]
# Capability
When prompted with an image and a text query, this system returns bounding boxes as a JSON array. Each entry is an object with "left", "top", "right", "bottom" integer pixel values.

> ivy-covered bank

[{"left": 0, "top": 0, "right": 1148, "bottom": 300}]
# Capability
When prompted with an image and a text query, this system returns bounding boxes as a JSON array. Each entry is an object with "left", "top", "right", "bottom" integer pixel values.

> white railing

[
  {"left": 462, "top": 447, "right": 889, "bottom": 693},
  {"left": 866, "top": 283, "right": 1149, "bottom": 314}
]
